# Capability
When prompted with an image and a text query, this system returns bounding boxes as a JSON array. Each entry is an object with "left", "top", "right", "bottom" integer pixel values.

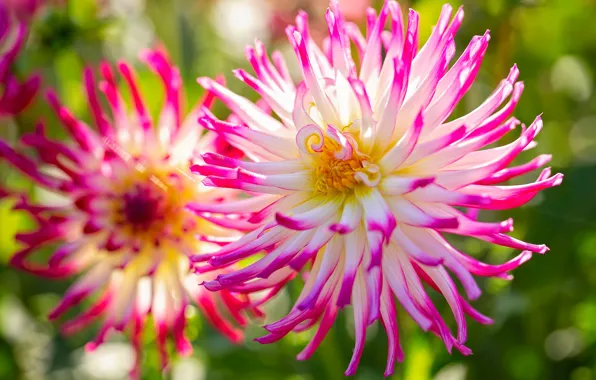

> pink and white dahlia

[
  {"left": 194, "top": 1, "right": 563, "bottom": 376},
  {"left": 0, "top": 3, "right": 40, "bottom": 117},
  {"left": 0, "top": 49, "right": 257, "bottom": 378}
]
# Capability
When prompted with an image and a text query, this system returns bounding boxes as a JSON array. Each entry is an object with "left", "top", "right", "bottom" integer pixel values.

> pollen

[{"left": 314, "top": 139, "right": 363, "bottom": 194}]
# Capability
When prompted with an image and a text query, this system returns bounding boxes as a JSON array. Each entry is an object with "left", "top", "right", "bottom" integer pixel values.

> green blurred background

[{"left": 1, "top": 0, "right": 595, "bottom": 379}]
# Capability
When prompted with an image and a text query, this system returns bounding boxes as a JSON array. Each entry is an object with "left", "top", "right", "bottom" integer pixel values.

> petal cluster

[
  {"left": 0, "top": 49, "right": 258, "bottom": 378},
  {"left": 194, "top": 1, "right": 562, "bottom": 376},
  {"left": 0, "top": 3, "right": 40, "bottom": 117}
]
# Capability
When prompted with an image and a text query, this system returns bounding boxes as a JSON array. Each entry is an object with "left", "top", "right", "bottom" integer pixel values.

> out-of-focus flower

[
  {"left": 0, "top": 3, "right": 40, "bottom": 117},
  {"left": 0, "top": 48, "right": 259, "bottom": 378},
  {"left": 194, "top": 1, "right": 562, "bottom": 376}
]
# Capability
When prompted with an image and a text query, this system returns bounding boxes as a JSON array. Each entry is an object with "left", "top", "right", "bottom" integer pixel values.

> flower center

[
  {"left": 315, "top": 144, "right": 363, "bottom": 194},
  {"left": 106, "top": 165, "right": 201, "bottom": 247},
  {"left": 315, "top": 135, "right": 381, "bottom": 194},
  {"left": 302, "top": 127, "right": 382, "bottom": 195},
  {"left": 314, "top": 134, "right": 385, "bottom": 194},
  {"left": 121, "top": 183, "right": 166, "bottom": 229}
]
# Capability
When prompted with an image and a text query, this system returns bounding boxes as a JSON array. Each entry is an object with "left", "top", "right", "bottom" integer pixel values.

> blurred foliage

[{"left": 1, "top": 0, "right": 596, "bottom": 379}]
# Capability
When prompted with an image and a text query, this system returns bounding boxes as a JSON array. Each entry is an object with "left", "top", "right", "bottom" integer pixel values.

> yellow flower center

[
  {"left": 108, "top": 163, "right": 200, "bottom": 247},
  {"left": 314, "top": 139, "right": 364, "bottom": 194}
]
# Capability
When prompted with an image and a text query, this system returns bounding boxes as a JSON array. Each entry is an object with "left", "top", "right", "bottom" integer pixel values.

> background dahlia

[{"left": 0, "top": 48, "right": 258, "bottom": 378}]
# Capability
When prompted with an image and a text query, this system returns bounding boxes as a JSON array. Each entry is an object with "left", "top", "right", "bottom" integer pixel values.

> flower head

[
  {"left": 0, "top": 49, "right": 258, "bottom": 378},
  {"left": 195, "top": 1, "right": 563, "bottom": 376},
  {"left": 0, "top": 3, "right": 40, "bottom": 117}
]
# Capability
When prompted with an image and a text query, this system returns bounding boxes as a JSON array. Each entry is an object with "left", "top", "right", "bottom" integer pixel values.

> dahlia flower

[
  {"left": 0, "top": 3, "right": 40, "bottom": 117},
  {"left": 0, "top": 49, "right": 256, "bottom": 378},
  {"left": 194, "top": 1, "right": 562, "bottom": 376}
]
